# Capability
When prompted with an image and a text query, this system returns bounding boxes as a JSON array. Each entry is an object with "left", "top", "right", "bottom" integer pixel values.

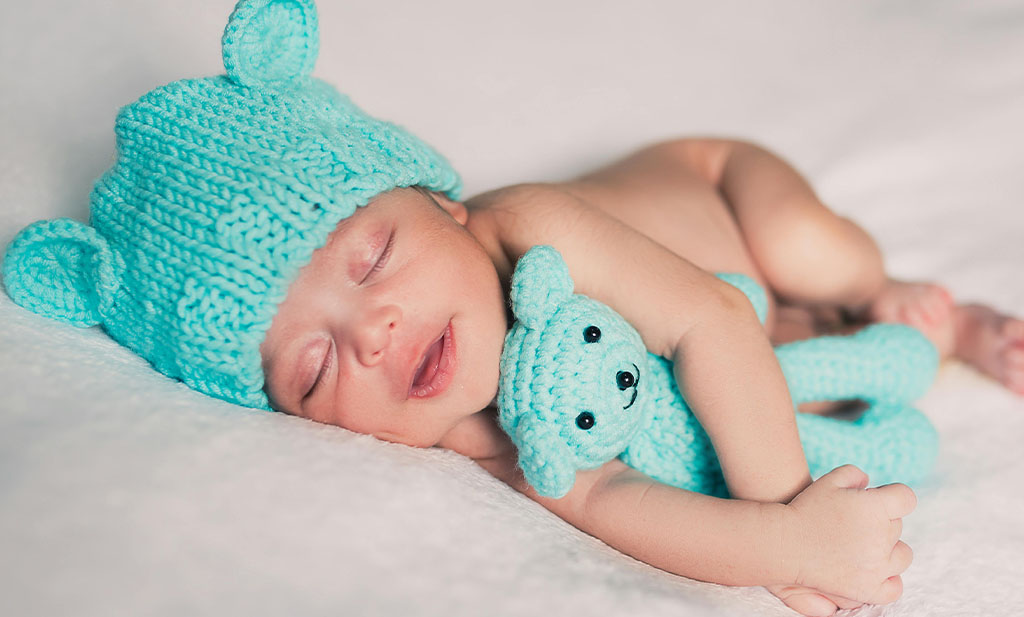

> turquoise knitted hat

[{"left": 1, "top": 0, "right": 462, "bottom": 411}]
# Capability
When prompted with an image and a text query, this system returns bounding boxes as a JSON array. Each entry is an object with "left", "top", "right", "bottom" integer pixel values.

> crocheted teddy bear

[{"left": 497, "top": 245, "right": 940, "bottom": 499}]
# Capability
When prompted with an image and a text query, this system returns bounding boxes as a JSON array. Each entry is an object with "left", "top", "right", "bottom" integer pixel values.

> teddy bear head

[{"left": 497, "top": 246, "right": 651, "bottom": 498}]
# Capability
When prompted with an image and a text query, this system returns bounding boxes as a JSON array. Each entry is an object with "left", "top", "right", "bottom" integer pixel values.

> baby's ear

[
  {"left": 2, "top": 218, "right": 125, "bottom": 327},
  {"left": 514, "top": 415, "right": 577, "bottom": 499},
  {"left": 509, "top": 245, "right": 574, "bottom": 329}
]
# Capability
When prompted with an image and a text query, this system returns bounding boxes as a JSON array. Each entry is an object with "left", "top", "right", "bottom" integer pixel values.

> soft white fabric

[{"left": 1, "top": 1, "right": 1022, "bottom": 615}]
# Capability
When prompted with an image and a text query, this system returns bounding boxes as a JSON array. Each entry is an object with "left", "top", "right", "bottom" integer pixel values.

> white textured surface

[{"left": 2, "top": 1, "right": 1023, "bottom": 616}]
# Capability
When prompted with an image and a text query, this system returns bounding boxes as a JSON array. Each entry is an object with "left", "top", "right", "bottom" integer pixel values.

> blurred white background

[{"left": 1, "top": 2, "right": 1022, "bottom": 616}]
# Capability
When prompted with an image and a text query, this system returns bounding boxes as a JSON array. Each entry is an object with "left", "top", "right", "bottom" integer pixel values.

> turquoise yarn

[
  {"left": 498, "top": 246, "right": 940, "bottom": 499},
  {"left": 1, "top": 0, "right": 461, "bottom": 411}
]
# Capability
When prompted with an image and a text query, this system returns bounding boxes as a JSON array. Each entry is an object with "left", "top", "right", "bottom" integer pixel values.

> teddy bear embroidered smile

[{"left": 497, "top": 246, "right": 939, "bottom": 499}]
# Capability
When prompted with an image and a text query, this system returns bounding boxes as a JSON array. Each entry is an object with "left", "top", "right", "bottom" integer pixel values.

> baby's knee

[{"left": 759, "top": 214, "right": 885, "bottom": 305}]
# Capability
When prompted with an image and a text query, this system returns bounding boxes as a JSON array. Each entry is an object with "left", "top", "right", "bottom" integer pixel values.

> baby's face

[{"left": 259, "top": 187, "right": 508, "bottom": 448}]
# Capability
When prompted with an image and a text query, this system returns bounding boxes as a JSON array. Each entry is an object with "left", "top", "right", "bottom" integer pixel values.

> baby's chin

[{"left": 428, "top": 400, "right": 506, "bottom": 456}]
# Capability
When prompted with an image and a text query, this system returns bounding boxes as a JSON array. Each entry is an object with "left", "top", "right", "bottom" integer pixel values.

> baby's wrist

[
  {"left": 726, "top": 468, "right": 811, "bottom": 504},
  {"left": 766, "top": 501, "right": 805, "bottom": 586}
]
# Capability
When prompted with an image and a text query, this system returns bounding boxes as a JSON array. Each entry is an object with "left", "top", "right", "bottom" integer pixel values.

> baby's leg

[
  {"left": 714, "top": 144, "right": 928, "bottom": 330},
  {"left": 718, "top": 141, "right": 1024, "bottom": 394},
  {"left": 951, "top": 305, "right": 1024, "bottom": 394}
]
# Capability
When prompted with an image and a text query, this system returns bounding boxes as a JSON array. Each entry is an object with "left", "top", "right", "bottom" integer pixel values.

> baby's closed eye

[{"left": 360, "top": 227, "right": 395, "bottom": 283}]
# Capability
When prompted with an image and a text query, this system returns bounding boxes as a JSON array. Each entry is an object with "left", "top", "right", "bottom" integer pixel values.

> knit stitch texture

[
  {"left": 497, "top": 246, "right": 939, "bottom": 499},
  {"left": 1, "top": 0, "right": 461, "bottom": 410}
]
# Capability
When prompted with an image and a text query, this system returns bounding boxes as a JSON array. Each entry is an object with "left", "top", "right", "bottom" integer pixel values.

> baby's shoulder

[
  {"left": 464, "top": 182, "right": 592, "bottom": 260},
  {"left": 465, "top": 182, "right": 581, "bottom": 219}
]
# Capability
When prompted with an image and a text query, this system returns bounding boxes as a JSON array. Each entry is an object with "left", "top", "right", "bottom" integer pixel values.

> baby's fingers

[
  {"left": 821, "top": 464, "right": 869, "bottom": 489},
  {"left": 889, "top": 518, "right": 903, "bottom": 545},
  {"left": 869, "top": 575, "right": 904, "bottom": 606},
  {"left": 871, "top": 482, "right": 917, "bottom": 519},
  {"left": 889, "top": 540, "right": 914, "bottom": 576}
]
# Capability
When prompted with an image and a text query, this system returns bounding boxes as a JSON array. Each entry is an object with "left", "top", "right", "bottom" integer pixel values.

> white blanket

[{"left": 2, "top": 1, "right": 1022, "bottom": 615}]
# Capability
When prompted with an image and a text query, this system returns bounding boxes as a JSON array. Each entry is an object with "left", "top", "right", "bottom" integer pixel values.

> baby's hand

[{"left": 781, "top": 465, "right": 916, "bottom": 606}]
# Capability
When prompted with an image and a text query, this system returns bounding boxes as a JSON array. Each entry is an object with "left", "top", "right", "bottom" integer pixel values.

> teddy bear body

[{"left": 498, "top": 245, "right": 939, "bottom": 499}]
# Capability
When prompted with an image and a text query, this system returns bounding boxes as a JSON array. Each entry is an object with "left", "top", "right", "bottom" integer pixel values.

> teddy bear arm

[{"left": 776, "top": 323, "right": 939, "bottom": 405}]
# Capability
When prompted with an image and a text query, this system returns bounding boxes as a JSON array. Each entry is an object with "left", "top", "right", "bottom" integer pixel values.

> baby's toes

[
  {"left": 1001, "top": 317, "right": 1024, "bottom": 343},
  {"left": 926, "top": 285, "right": 954, "bottom": 323},
  {"left": 934, "top": 285, "right": 954, "bottom": 308},
  {"left": 1003, "top": 343, "right": 1024, "bottom": 395},
  {"left": 869, "top": 295, "right": 900, "bottom": 323},
  {"left": 900, "top": 301, "right": 931, "bottom": 329}
]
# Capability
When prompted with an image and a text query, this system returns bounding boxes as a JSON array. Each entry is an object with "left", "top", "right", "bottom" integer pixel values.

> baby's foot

[
  {"left": 766, "top": 583, "right": 862, "bottom": 616},
  {"left": 865, "top": 279, "right": 956, "bottom": 356},
  {"left": 953, "top": 304, "right": 1024, "bottom": 395}
]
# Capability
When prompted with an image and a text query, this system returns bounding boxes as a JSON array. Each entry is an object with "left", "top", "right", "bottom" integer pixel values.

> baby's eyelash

[
  {"left": 368, "top": 229, "right": 395, "bottom": 277},
  {"left": 305, "top": 341, "right": 333, "bottom": 400}
]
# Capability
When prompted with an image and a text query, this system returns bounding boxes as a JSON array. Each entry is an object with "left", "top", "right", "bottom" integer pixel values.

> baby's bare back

[
  {"left": 464, "top": 139, "right": 934, "bottom": 613},
  {"left": 563, "top": 148, "right": 762, "bottom": 278},
  {"left": 550, "top": 144, "right": 780, "bottom": 332}
]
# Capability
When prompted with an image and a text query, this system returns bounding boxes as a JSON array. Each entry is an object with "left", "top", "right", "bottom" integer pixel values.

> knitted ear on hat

[
  {"left": 2, "top": 218, "right": 125, "bottom": 327},
  {"left": 222, "top": 0, "right": 319, "bottom": 91}
]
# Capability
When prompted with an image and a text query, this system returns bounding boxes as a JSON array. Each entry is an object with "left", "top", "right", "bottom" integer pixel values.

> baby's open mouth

[
  {"left": 412, "top": 333, "right": 444, "bottom": 388},
  {"left": 409, "top": 321, "right": 455, "bottom": 399}
]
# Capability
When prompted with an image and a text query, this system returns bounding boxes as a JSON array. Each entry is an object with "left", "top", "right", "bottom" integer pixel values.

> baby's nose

[{"left": 353, "top": 304, "right": 401, "bottom": 366}]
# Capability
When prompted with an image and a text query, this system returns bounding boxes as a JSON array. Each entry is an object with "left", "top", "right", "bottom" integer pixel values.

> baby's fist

[{"left": 783, "top": 465, "right": 916, "bottom": 606}]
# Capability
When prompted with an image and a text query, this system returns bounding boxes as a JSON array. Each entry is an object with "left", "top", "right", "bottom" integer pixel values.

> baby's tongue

[{"left": 413, "top": 337, "right": 443, "bottom": 387}]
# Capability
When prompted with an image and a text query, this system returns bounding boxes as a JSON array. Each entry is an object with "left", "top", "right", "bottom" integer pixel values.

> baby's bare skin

[
  {"left": 261, "top": 138, "right": 1023, "bottom": 616},
  {"left": 464, "top": 139, "right": 1023, "bottom": 615},
  {"left": 555, "top": 140, "right": 1024, "bottom": 398}
]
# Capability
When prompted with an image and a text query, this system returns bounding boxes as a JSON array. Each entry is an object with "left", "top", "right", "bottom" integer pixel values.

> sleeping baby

[{"left": 4, "top": 1, "right": 1022, "bottom": 615}]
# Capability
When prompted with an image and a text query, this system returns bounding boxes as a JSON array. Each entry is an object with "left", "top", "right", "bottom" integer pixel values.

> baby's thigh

[{"left": 560, "top": 158, "right": 776, "bottom": 328}]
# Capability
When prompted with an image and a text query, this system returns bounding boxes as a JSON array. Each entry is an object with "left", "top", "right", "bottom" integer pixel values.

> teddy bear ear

[
  {"left": 509, "top": 245, "right": 575, "bottom": 329},
  {"left": 512, "top": 415, "right": 578, "bottom": 499},
  {"left": 222, "top": 0, "right": 319, "bottom": 90},
  {"left": 2, "top": 218, "right": 125, "bottom": 327}
]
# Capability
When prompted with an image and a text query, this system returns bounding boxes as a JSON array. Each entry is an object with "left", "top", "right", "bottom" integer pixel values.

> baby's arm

[
  {"left": 478, "top": 455, "right": 914, "bottom": 603},
  {"left": 492, "top": 185, "right": 810, "bottom": 503}
]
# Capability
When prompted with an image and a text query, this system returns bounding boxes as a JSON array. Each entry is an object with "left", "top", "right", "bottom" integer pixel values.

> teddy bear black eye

[
  {"left": 575, "top": 411, "right": 596, "bottom": 430},
  {"left": 616, "top": 370, "right": 635, "bottom": 390},
  {"left": 583, "top": 325, "right": 601, "bottom": 343}
]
